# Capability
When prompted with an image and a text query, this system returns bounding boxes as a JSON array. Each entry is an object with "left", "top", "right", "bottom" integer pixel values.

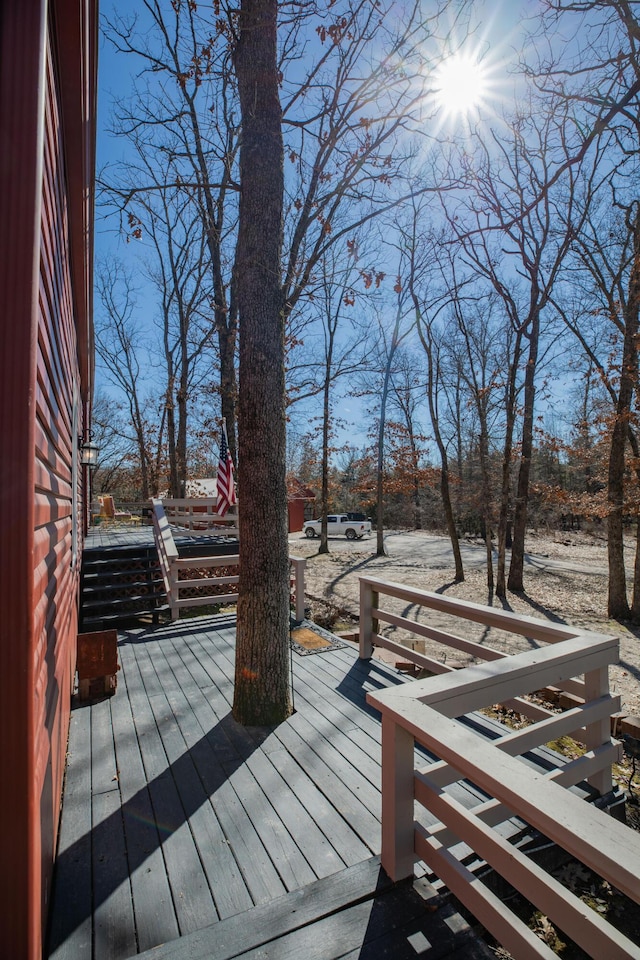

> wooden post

[
  {"left": 170, "top": 558, "right": 180, "bottom": 620},
  {"left": 584, "top": 666, "right": 613, "bottom": 795},
  {"left": 290, "top": 557, "right": 306, "bottom": 622},
  {"left": 380, "top": 717, "right": 415, "bottom": 881},
  {"left": 359, "top": 579, "right": 376, "bottom": 659}
]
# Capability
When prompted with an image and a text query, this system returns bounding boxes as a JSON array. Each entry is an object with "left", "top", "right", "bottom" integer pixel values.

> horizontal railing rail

[
  {"left": 364, "top": 581, "right": 636, "bottom": 959},
  {"left": 151, "top": 499, "right": 305, "bottom": 621},
  {"left": 359, "top": 576, "right": 604, "bottom": 722},
  {"left": 161, "top": 497, "right": 239, "bottom": 538},
  {"left": 150, "top": 498, "right": 179, "bottom": 604}
]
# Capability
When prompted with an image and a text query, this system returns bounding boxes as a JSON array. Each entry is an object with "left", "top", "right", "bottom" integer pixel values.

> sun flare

[{"left": 434, "top": 53, "right": 489, "bottom": 119}]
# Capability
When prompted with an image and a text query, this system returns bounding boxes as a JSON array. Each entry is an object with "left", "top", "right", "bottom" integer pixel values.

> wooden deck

[
  {"left": 84, "top": 523, "right": 168, "bottom": 550},
  {"left": 46, "top": 614, "right": 499, "bottom": 959}
]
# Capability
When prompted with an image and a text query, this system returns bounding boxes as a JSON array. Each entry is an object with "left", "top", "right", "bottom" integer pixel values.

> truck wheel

[
  {"left": 305, "top": 527, "right": 316, "bottom": 538},
  {"left": 345, "top": 528, "right": 357, "bottom": 540}
]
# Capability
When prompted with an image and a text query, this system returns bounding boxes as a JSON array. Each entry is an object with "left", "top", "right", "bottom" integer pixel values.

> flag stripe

[{"left": 217, "top": 420, "right": 236, "bottom": 517}]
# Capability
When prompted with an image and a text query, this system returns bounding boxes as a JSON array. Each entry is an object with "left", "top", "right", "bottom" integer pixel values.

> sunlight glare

[{"left": 434, "top": 53, "right": 489, "bottom": 119}]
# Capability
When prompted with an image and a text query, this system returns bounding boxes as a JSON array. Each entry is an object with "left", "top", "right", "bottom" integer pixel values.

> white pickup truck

[{"left": 303, "top": 513, "right": 371, "bottom": 540}]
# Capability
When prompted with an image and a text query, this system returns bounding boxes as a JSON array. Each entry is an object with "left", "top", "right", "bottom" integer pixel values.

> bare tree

[
  {"left": 95, "top": 261, "right": 165, "bottom": 499},
  {"left": 232, "top": 0, "right": 291, "bottom": 725},
  {"left": 373, "top": 290, "right": 414, "bottom": 556},
  {"left": 554, "top": 190, "right": 640, "bottom": 618},
  {"left": 449, "top": 296, "right": 509, "bottom": 595},
  {"left": 405, "top": 210, "right": 466, "bottom": 581},
  {"left": 279, "top": 2, "right": 456, "bottom": 322},
  {"left": 388, "top": 352, "right": 428, "bottom": 531},
  {"left": 304, "top": 247, "right": 371, "bottom": 554},
  {"left": 141, "top": 171, "right": 215, "bottom": 496},
  {"left": 90, "top": 392, "right": 140, "bottom": 495},
  {"left": 440, "top": 102, "right": 585, "bottom": 595},
  {"left": 527, "top": 1, "right": 640, "bottom": 617},
  {"left": 528, "top": 1, "right": 640, "bottom": 156},
  {"left": 102, "top": 0, "right": 241, "bottom": 457}
]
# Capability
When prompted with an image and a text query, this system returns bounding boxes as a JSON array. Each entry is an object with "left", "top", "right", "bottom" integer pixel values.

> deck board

[
  {"left": 47, "top": 710, "right": 93, "bottom": 960},
  {"left": 154, "top": 639, "right": 289, "bottom": 905},
  {"left": 109, "top": 667, "right": 179, "bottom": 953},
  {"left": 47, "top": 613, "right": 539, "bottom": 959},
  {"left": 133, "top": 858, "right": 492, "bottom": 960},
  {"left": 121, "top": 645, "right": 221, "bottom": 937}
]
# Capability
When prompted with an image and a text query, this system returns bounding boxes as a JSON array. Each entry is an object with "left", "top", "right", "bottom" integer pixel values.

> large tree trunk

[
  {"left": 632, "top": 515, "right": 640, "bottom": 622},
  {"left": 376, "top": 355, "right": 394, "bottom": 558},
  {"left": 478, "top": 430, "right": 494, "bottom": 597},
  {"left": 176, "top": 365, "right": 188, "bottom": 497},
  {"left": 232, "top": 0, "right": 292, "bottom": 726},
  {"left": 608, "top": 414, "right": 630, "bottom": 618},
  {"left": 628, "top": 425, "right": 640, "bottom": 621},
  {"left": 608, "top": 210, "right": 640, "bottom": 619},
  {"left": 495, "top": 329, "right": 522, "bottom": 598},
  {"left": 508, "top": 311, "right": 540, "bottom": 593},
  {"left": 413, "top": 291, "right": 463, "bottom": 581},
  {"left": 318, "top": 368, "right": 331, "bottom": 555},
  {"left": 166, "top": 381, "right": 179, "bottom": 498}
]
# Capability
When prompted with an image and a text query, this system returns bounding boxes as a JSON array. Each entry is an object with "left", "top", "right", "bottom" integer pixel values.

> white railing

[
  {"left": 289, "top": 557, "right": 307, "bottom": 622},
  {"left": 363, "top": 579, "right": 640, "bottom": 959},
  {"left": 151, "top": 497, "right": 180, "bottom": 601},
  {"left": 359, "top": 576, "right": 609, "bottom": 732},
  {"left": 161, "top": 497, "right": 239, "bottom": 537},
  {"left": 151, "top": 499, "right": 306, "bottom": 621}
]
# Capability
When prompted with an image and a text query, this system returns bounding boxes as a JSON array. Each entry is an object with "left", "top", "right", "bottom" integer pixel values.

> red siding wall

[
  {"left": 0, "top": 2, "right": 49, "bottom": 953},
  {"left": 288, "top": 499, "right": 306, "bottom": 533},
  {"left": 33, "top": 28, "right": 82, "bottom": 931},
  {"left": 0, "top": 2, "right": 96, "bottom": 957}
]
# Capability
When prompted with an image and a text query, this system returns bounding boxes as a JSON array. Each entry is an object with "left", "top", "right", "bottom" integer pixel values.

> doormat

[{"left": 290, "top": 620, "right": 348, "bottom": 656}]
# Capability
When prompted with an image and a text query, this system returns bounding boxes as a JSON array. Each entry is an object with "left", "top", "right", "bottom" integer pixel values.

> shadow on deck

[{"left": 47, "top": 614, "right": 496, "bottom": 959}]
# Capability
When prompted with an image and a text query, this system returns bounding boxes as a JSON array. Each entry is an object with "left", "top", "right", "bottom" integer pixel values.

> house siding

[{"left": 0, "top": 1, "right": 96, "bottom": 957}]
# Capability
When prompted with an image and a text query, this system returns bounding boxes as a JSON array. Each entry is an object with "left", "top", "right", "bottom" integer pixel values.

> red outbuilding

[
  {"left": 287, "top": 476, "right": 316, "bottom": 532},
  {"left": 0, "top": 2, "right": 97, "bottom": 957}
]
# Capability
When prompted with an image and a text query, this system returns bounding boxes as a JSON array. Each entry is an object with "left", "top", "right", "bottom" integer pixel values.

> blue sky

[{"left": 93, "top": 0, "right": 570, "bottom": 460}]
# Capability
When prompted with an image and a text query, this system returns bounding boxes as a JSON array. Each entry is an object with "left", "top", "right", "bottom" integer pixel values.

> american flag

[{"left": 216, "top": 419, "right": 237, "bottom": 517}]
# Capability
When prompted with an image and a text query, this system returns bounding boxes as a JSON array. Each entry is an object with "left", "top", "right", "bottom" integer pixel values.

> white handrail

[
  {"left": 150, "top": 499, "right": 306, "bottom": 621},
  {"left": 358, "top": 576, "right": 612, "bottom": 721},
  {"left": 151, "top": 498, "right": 179, "bottom": 616},
  {"left": 161, "top": 497, "right": 238, "bottom": 536},
  {"left": 363, "top": 583, "right": 636, "bottom": 959},
  {"left": 371, "top": 692, "right": 637, "bottom": 959}
]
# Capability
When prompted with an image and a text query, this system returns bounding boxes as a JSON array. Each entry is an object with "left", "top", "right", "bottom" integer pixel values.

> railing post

[
  {"left": 584, "top": 666, "right": 613, "bottom": 795},
  {"left": 169, "top": 559, "right": 180, "bottom": 620},
  {"left": 359, "top": 579, "right": 377, "bottom": 659},
  {"left": 380, "top": 716, "right": 415, "bottom": 881},
  {"left": 290, "top": 557, "right": 306, "bottom": 622}
]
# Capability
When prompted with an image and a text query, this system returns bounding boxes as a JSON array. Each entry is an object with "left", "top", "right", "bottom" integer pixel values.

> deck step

[
  {"left": 81, "top": 606, "right": 171, "bottom": 631},
  {"left": 134, "top": 856, "right": 493, "bottom": 960},
  {"left": 82, "top": 579, "right": 163, "bottom": 597},
  {"left": 79, "top": 542, "right": 168, "bottom": 629},
  {"left": 82, "top": 593, "right": 167, "bottom": 612}
]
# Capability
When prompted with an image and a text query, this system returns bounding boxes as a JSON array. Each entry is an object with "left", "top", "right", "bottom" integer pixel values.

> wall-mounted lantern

[{"left": 80, "top": 439, "right": 100, "bottom": 468}]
